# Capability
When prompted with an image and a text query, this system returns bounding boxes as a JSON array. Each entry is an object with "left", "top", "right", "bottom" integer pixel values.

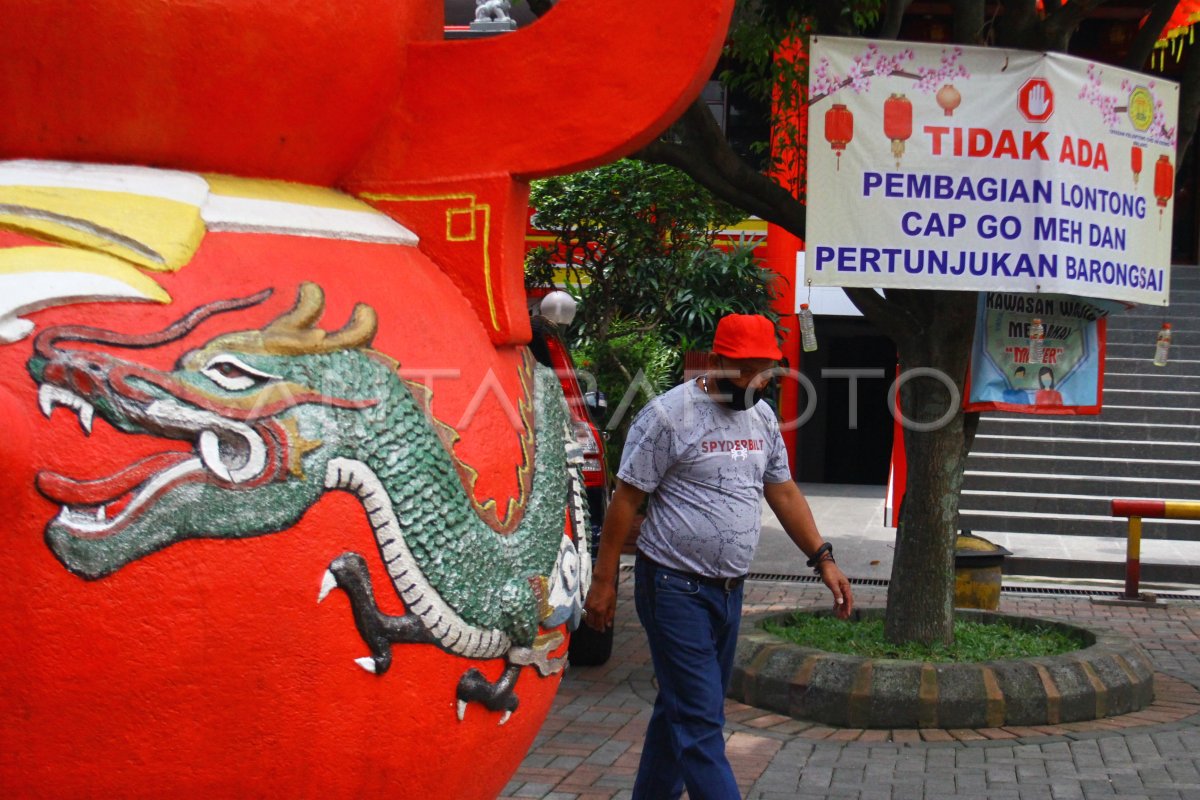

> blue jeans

[{"left": 632, "top": 556, "right": 744, "bottom": 800}]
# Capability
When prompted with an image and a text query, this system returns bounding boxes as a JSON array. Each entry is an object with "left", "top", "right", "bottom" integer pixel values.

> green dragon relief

[{"left": 27, "top": 283, "right": 590, "bottom": 723}]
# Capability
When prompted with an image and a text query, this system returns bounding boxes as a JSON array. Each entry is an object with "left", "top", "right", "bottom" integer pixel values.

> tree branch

[
  {"left": 1125, "top": 0, "right": 1177, "bottom": 71},
  {"left": 949, "top": 0, "right": 986, "bottom": 45},
  {"left": 877, "top": 0, "right": 913, "bottom": 40},
  {"left": 633, "top": 98, "right": 808, "bottom": 238},
  {"left": 810, "top": 70, "right": 923, "bottom": 106},
  {"left": 843, "top": 287, "right": 915, "bottom": 342},
  {"left": 996, "top": 0, "right": 1040, "bottom": 46},
  {"left": 1041, "top": 0, "right": 1111, "bottom": 51},
  {"left": 1178, "top": 36, "right": 1200, "bottom": 168}
]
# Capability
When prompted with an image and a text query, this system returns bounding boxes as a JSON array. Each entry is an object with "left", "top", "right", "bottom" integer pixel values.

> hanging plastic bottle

[
  {"left": 1154, "top": 323, "right": 1172, "bottom": 367},
  {"left": 799, "top": 304, "right": 817, "bottom": 352},
  {"left": 1029, "top": 318, "right": 1044, "bottom": 365}
]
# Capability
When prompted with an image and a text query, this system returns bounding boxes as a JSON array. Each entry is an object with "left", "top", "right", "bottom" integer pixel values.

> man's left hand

[{"left": 819, "top": 561, "right": 854, "bottom": 619}]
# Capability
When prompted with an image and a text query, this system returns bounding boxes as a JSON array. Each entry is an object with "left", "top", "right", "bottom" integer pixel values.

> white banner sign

[{"left": 805, "top": 37, "right": 1178, "bottom": 306}]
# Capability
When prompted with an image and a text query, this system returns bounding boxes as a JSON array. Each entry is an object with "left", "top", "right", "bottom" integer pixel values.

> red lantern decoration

[
  {"left": 1155, "top": 154, "right": 1175, "bottom": 229},
  {"left": 936, "top": 84, "right": 961, "bottom": 116},
  {"left": 1140, "top": 1, "right": 1200, "bottom": 70},
  {"left": 1131, "top": 145, "right": 1143, "bottom": 186},
  {"left": 883, "top": 93, "right": 913, "bottom": 168},
  {"left": 824, "top": 103, "right": 854, "bottom": 171}
]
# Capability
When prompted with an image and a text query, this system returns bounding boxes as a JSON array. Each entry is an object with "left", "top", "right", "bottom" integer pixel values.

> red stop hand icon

[{"left": 1019, "top": 78, "right": 1054, "bottom": 123}]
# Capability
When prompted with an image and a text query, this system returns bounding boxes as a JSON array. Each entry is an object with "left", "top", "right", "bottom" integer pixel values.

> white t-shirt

[{"left": 618, "top": 379, "right": 791, "bottom": 578}]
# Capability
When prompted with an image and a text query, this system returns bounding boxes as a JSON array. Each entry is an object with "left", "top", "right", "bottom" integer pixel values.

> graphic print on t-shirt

[{"left": 617, "top": 380, "right": 791, "bottom": 577}]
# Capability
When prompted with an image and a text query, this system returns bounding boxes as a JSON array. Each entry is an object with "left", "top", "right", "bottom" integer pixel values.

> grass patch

[{"left": 761, "top": 613, "right": 1086, "bottom": 662}]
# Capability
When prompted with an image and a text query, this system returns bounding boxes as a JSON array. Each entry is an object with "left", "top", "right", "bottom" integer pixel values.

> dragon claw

[
  {"left": 317, "top": 569, "right": 337, "bottom": 603},
  {"left": 453, "top": 696, "right": 512, "bottom": 725},
  {"left": 455, "top": 665, "right": 520, "bottom": 724},
  {"left": 354, "top": 656, "right": 378, "bottom": 674}
]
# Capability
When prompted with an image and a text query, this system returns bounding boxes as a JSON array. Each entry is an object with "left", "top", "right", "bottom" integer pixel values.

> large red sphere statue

[{"left": 0, "top": 1, "right": 733, "bottom": 797}]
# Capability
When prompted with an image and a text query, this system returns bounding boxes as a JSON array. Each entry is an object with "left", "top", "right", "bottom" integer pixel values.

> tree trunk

[{"left": 882, "top": 291, "right": 976, "bottom": 645}]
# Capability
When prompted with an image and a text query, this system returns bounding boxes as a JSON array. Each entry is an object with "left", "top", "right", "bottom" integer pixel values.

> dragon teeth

[
  {"left": 37, "top": 385, "right": 54, "bottom": 418},
  {"left": 37, "top": 384, "right": 96, "bottom": 434},
  {"left": 317, "top": 569, "right": 338, "bottom": 603},
  {"left": 198, "top": 430, "right": 234, "bottom": 482}
]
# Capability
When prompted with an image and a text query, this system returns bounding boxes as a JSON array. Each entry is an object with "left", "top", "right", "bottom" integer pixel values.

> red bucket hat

[{"left": 712, "top": 314, "right": 782, "bottom": 360}]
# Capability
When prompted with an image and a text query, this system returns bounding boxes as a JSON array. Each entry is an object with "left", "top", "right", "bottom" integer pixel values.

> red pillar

[
  {"left": 768, "top": 227, "right": 802, "bottom": 472},
  {"left": 766, "top": 34, "right": 809, "bottom": 473}
]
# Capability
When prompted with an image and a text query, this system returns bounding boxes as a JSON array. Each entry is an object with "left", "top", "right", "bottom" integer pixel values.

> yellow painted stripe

[
  {"left": 204, "top": 174, "right": 378, "bottom": 213},
  {"left": 550, "top": 267, "right": 592, "bottom": 286},
  {"left": 0, "top": 186, "right": 203, "bottom": 271},
  {"left": 0, "top": 247, "right": 170, "bottom": 302},
  {"left": 721, "top": 218, "right": 770, "bottom": 233},
  {"left": 0, "top": 246, "right": 172, "bottom": 342},
  {"left": 1164, "top": 501, "right": 1200, "bottom": 520}
]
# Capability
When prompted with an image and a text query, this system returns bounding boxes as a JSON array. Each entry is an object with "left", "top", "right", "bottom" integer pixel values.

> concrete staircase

[{"left": 958, "top": 265, "right": 1200, "bottom": 571}]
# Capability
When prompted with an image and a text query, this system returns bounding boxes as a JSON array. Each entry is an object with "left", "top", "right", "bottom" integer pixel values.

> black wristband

[{"left": 805, "top": 542, "right": 833, "bottom": 568}]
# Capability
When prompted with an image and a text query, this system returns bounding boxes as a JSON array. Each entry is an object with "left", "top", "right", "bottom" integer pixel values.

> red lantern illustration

[
  {"left": 1131, "top": 145, "right": 1143, "bottom": 186},
  {"left": 1155, "top": 153, "right": 1175, "bottom": 228},
  {"left": 936, "top": 84, "right": 961, "bottom": 116},
  {"left": 824, "top": 103, "right": 854, "bottom": 171},
  {"left": 884, "top": 93, "right": 913, "bottom": 167}
]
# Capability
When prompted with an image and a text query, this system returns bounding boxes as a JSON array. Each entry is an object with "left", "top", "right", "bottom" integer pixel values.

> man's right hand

[
  {"left": 582, "top": 578, "right": 617, "bottom": 631},
  {"left": 579, "top": 479, "right": 646, "bottom": 633}
]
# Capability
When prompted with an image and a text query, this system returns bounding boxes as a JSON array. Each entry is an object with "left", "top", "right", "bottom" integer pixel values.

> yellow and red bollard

[{"left": 1111, "top": 499, "right": 1200, "bottom": 600}]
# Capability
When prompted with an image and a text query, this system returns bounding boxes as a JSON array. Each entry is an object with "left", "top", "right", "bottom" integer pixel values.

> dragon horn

[
  {"left": 323, "top": 304, "right": 378, "bottom": 351},
  {"left": 266, "top": 283, "right": 325, "bottom": 332}
]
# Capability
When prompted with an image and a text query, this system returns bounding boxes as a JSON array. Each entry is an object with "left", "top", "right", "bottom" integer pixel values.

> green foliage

[
  {"left": 527, "top": 159, "right": 780, "bottom": 458},
  {"left": 526, "top": 158, "right": 778, "bottom": 355},
  {"left": 762, "top": 613, "right": 1086, "bottom": 662},
  {"left": 662, "top": 245, "right": 779, "bottom": 354}
]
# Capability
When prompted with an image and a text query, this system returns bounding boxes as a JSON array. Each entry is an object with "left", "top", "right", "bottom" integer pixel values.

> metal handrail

[{"left": 1110, "top": 499, "right": 1200, "bottom": 599}]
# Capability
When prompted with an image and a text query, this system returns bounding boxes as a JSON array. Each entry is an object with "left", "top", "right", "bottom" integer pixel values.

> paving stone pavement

[{"left": 500, "top": 574, "right": 1200, "bottom": 800}]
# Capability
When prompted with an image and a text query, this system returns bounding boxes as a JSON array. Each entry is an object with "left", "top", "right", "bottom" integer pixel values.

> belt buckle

[{"left": 722, "top": 576, "right": 738, "bottom": 591}]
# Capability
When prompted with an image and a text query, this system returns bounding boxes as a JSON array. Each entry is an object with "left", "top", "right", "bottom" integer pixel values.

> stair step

[
  {"left": 977, "top": 416, "right": 1200, "bottom": 441},
  {"left": 966, "top": 451, "right": 1200, "bottom": 480},
  {"left": 1122, "top": 300, "right": 1200, "bottom": 316},
  {"left": 972, "top": 434, "right": 1200, "bottom": 460},
  {"left": 1102, "top": 388, "right": 1200, "bottom": 408},
  {"left": 960, "top": 489, "right": 1200, "bottom": 517},
  {"left": 964, "top": 470, "right": 1200, "bottom": 495},
  {"left": 956, "top": 509, "right": 1200, "bottom": 539},
  {"left": 1106, "top": 329, "right": 1200, "bottom": 346},
  {"left": 1105, "top": 344, "right": 1196, "bottom": 358},
  {"left": 1099, "top": 372, "right": 1200, "bottom": 390},
  {"left": 1078, "top": 404, "right": 1200, "bottom": 424},
  {"left": 1104, "top": 357, "right": 1200, "bottom": 375}
]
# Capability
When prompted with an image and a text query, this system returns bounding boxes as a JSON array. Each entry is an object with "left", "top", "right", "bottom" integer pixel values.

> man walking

[{"left": 582, "top": 313, "right": 854, "bottom": 800}]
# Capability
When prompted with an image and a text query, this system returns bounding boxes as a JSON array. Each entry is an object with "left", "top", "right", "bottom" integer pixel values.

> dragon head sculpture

[{"left": 27, "top": 283, "right": 393, "bottom": 579}]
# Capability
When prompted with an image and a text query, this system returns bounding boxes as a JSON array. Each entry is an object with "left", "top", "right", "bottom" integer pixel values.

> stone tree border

[{"left": 730, "top": 607, "right": 1155, "bottom": 730}]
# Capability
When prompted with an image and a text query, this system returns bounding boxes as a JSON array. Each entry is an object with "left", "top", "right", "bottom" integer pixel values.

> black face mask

[{"left": 713, "top": 376, "right": 765, "bottom": 411}]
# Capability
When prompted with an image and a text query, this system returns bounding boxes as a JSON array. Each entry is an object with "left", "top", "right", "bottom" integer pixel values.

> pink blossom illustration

[
  {"left": 811, "top": 44, "right": 969, "bottom": 105},
  {"left": 1079, "top": 65, "right": 1177, "bottom": 145}
]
